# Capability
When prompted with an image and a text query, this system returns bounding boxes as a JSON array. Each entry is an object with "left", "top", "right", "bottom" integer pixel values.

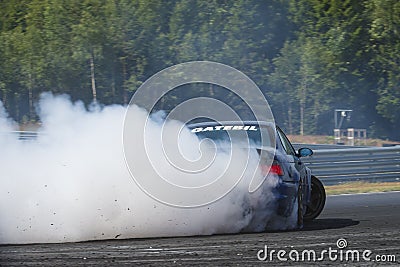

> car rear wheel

[{"left": 304, "top": 175, "right": 326, "bottom": 221}]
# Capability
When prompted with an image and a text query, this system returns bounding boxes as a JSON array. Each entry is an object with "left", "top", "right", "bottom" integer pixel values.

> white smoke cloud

[{"left": 0, "top": 93, "right": 296, "bottom": 244}]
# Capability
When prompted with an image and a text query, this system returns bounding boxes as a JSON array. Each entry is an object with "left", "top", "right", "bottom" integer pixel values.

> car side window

[{"left": 277, "top": 127, "right": 296, "bottom": 156}]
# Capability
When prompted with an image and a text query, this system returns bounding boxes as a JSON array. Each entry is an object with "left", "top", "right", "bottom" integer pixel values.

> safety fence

[
  {"left": 298, "top": 145, "right": 400, "bottom": 185},
  {"left": 1, "top": 131, "right": 39, "bottom": 140},
  {"left": 4, "top": 132, "right": 400, "bottom": 185}
]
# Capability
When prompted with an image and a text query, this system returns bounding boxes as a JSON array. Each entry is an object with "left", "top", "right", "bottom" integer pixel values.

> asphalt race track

[{"left": 1, "top": 191, "right": 399, "bottom": 266}]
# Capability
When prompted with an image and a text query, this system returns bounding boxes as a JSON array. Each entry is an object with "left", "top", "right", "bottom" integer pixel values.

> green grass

[{"left": 325, "top": 181, "right": 400, "bottom": 195}]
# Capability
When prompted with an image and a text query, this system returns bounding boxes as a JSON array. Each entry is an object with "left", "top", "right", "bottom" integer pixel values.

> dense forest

[{"left": 0, "top": 0, "right": 399, "bottom": 140}]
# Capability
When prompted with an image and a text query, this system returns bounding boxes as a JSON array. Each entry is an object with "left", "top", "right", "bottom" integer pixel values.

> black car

[{"left": 187, "top": 121, "right": 326, "bottom": 228}]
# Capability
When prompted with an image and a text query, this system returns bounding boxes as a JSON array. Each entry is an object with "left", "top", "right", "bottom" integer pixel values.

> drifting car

[{"left": 187, "top": 121, "right": 326, "bottom": 228}]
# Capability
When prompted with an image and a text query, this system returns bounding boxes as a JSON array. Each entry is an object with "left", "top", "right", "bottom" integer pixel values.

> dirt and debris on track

[{"left": 1, "top": 192, "right": 399, "bottom": 266}]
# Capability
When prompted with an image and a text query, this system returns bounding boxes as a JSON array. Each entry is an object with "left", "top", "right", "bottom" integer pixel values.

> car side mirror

[{"left": 297, "top": 147, "right": 313, "bottom": 157}]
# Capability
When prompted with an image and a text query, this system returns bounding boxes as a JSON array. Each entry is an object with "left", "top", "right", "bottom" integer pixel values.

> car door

[
  {"left": 277, "top": 126, "right": 313, "bottom": 207},
  {"left": 276, "top": 127, "right": 307, "bottom": 178}
]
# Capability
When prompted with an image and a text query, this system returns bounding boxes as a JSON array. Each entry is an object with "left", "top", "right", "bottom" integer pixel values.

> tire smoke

[{"left": 0, "top": 93, "right": 294, "bottom": 244}]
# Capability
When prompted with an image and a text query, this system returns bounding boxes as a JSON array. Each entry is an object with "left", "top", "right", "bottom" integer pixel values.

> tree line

[{"left": 0, "top": 0, "right": 399, "bottom": 140}]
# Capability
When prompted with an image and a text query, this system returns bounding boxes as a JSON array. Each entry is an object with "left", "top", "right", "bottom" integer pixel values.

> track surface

[{"left": 1, "top": 191, "right": 399, "bottom": 266}]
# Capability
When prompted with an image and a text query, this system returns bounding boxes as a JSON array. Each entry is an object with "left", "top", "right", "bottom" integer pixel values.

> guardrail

[
  {"left": 0, "top": 131, "right": 39, "bottom": 140},
  {"left": 3, "top": 132, "right": 400, "bottom": 185},
  {"left": 293, "top": 143, "right": 367, "bottom": 150},
  {"left": 300, "top": 146, "right": 400, "bottom": 185}
]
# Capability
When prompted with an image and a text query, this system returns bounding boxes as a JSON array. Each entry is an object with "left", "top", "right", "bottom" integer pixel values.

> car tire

[{"left": 304, "top": 175, "right": 326, "bottom": 221}]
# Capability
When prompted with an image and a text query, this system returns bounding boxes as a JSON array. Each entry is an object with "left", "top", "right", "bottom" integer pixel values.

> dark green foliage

[{"left": 0, "top": 0, "right": 399, "bottom": 140}]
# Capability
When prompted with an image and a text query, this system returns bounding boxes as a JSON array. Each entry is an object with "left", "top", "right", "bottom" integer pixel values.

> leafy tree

[
  {"left": 0, "top": 0, "right": 399, "bottom": 140},
  {"left": 368, "top": 0, "right": 400, "bottom": 139}
]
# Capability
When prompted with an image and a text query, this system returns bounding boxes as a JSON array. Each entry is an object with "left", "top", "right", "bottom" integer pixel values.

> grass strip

[{"left": 325, "top": 181, "right": 400, "bottom": 195}]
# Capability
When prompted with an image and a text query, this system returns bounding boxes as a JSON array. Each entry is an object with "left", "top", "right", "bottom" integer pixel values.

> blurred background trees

[{"left": 0, "top": 0, "right": 399, "bottom": 140}]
